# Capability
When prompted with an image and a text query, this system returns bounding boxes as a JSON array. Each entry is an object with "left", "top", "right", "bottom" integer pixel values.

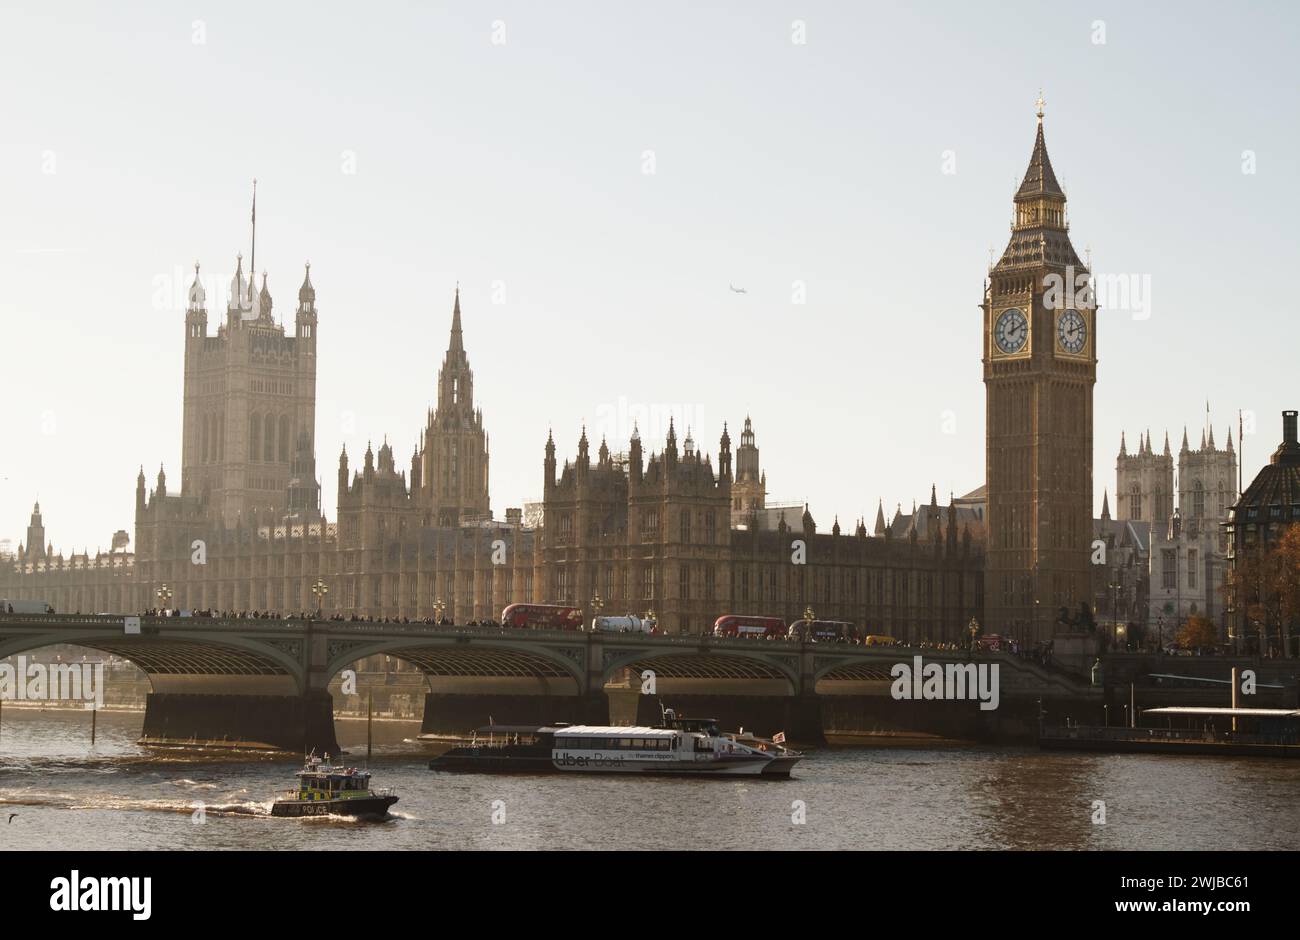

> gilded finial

[{"left": 1035, "top": 89, "right": 1045, "bottom": 122}]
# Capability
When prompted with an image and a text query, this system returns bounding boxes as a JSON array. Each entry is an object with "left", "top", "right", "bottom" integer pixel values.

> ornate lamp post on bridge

[
  {"left": 311, "top": 578, "right": 328, "bottom": 619},
  {"left": 434, "top": 596, "right": 446, "bottom": 626},
  {"left": 156, "top": 584, "right": 172, "bottom": 614}
]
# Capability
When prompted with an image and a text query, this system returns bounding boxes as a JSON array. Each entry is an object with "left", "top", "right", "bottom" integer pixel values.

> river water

[{"left": 1, "top": 708, "right": 1296, "bottom": 851}]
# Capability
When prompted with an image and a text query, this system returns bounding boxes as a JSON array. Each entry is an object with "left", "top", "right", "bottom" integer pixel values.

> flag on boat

[{"left": 772, "top": 732, "right": 786, "bottom": 744}]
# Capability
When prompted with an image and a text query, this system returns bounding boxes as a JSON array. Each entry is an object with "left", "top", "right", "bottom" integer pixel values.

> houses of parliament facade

[
  {"left": 2, "top": 104, "right": 1114, "bottom": 644},
  {"left": 0, "top": 255, "right": 983, "bottom": 640}
]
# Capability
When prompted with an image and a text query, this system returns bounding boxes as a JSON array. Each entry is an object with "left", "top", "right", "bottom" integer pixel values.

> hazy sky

[{"left": 1, "top": 0, "right": 1297, "bottom": 553}]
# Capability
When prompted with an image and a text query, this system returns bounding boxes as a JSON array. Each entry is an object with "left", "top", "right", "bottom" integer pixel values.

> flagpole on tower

[{"left": 250, "top": 178, "right": 257, "bottom": 281}]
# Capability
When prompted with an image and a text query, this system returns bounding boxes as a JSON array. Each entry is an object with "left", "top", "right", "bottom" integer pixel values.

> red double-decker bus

[
  {"left": 713, "top": 615, "right": 788, "bottom": 639},
  {"left": 500, "top": 604, "right": 584, "bottom": 631}
]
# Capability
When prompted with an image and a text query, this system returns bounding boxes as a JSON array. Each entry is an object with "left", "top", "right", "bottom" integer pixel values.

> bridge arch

[
  {"left": 601, "top": 647, "right": 799, "bottom": 695},
  {"left": 323, "top": 636, "right": 584, "bottom": 692},
  {"left": 0, "top": 629, "right": 305, "bottom": 695},
  {"left": 813, "top": 654, "right": 904, "bottom": 684}
]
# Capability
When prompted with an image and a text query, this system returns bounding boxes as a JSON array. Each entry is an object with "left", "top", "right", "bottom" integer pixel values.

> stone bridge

[{"left": 0, "top": 613, "right": 1094, "bottom": 751}]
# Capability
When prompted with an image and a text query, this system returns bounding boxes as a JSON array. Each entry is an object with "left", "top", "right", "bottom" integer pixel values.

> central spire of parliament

[{"left": 420, "top": 287, "right": 490, "bottom": 526}]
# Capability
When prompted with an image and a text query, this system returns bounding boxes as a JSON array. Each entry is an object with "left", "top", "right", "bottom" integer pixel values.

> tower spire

[
  {"left": 1015, "top": 96, "right": 1064, "bottom": 202},
  {"left": 449, "top": 284, "right": 463, "bottom": 353}
]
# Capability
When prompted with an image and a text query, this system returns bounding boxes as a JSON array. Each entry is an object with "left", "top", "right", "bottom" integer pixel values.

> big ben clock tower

[{"left": 983, "top": 95, "right": 1096, "bottom": 643}]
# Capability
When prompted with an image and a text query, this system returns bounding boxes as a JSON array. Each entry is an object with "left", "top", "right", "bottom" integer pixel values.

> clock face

[
  {"left": 994, "top": 308, "right": 1028, "bottom": 354},
  {"left": 1057, "top": 309, "right": 1087, "bottom": 354}
]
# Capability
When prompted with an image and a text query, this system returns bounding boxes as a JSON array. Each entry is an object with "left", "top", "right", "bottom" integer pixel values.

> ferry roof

[
  {"left": 1144, "top": 707, "right": 1300, "bottom": 718},
  {"left": 553, "top": 726, "right": 678, "bottom": 738},
  {"left": 1148, "top": 673, "right": 1284, "bottom": 689}
]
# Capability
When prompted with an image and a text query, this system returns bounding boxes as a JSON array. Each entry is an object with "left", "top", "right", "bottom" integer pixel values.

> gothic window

[
  {"left": 1129, "top": 483, "right": 1141, "bottom": 519},
  {"left": 279, "top": 416, "right": 291, "bottom": 462},
  {"left": 1193, "top": 480, "right": 1205, "bottom": 518},
  {"left": 680, "top": 511, "right": 691, "bottom": 543},
  {"left": 679, "top": 566, "right": 690, "bottom": 601},
  {"left": 250, "top": 413, "right": 262, "bottom": 461},
  {"left": 264, "top": 418, "right": 275, "bottom": 467},
  {"left": 1188, "top": 550, "right": 1198, "bottom": 589},
  {"left": 1162, "top": 550, "right": 1176, "bottom": 589}
]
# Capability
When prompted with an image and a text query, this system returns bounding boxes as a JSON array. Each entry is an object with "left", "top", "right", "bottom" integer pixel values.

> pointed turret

[
  {"left": 1163, "top": 431, "right": 1171, "bottom": 457},
  {"left": 628, "top": 423, "right": 643, "bottom": 484},
  {"left": 258, "top": 272, "right": 272, "bottom": 321},
  {"left": 1181, "top": 427, "right": 1190, "bottom": 453},
  {"left": 188, "top": 261, "right": 206, "bottom": 311},
  {"left": 1101, "top": 489, "right": 1111, "bottom": 520},
  {"left": 298, "top": 262, "right": 315, "bottom": 309},
  {"left": 1119, "top": 431, "right": 1128, "bottom": 457},
  {"left": 229, "top": 254, "right": 248, "bottom": 312},
  {"left": 874, "top": 499, "right": 886, "bottom": 536}
]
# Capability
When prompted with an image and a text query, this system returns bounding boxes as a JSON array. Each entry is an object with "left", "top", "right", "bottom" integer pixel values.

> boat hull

[
  {"left": 428, "top": 745, "right": 799, "bottom": 777},
  {"left": 271, "top": 795, "right": 399, "bottom": 818}
]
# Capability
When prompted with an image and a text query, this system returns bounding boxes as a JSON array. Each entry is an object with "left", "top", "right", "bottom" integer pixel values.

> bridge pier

[{"left": 139, "top": 690, "right": 339, "bottom": 755}]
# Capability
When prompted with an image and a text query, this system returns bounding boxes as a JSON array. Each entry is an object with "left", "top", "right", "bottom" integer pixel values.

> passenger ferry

[
  {"left": 428, "top": 710, "right": 801, "bottom": 777},
  {"left": 271, "top": 755, "right": 399, "bottom": 818}
]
